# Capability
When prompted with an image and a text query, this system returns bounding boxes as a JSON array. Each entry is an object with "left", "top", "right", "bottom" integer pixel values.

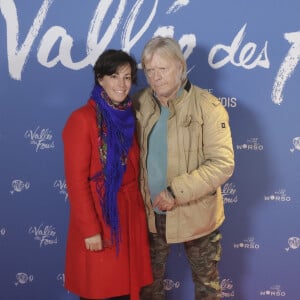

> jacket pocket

[{"left": 181, "top": 116, "right": 202, "bottom": 153}]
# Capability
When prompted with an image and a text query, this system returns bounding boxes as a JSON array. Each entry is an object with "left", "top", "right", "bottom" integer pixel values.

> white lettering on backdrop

[
  {"left": 208, "top": 24, "right": 270, "bottom": 70},
  {"left": 0, "top": 0, "right": 299, "bottom": 104},
  {"left": 272, "top": 31, "right": 300, "bottom": 105}
]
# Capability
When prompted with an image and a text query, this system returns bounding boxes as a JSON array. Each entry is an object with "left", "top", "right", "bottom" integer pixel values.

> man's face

[{"left": 144, "top": 52, "right": 183, "bottom": 104}]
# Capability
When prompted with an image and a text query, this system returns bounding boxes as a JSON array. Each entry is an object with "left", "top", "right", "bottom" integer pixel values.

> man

[{"left": 133, "top": 36, "right": 235, "bottom": 300}]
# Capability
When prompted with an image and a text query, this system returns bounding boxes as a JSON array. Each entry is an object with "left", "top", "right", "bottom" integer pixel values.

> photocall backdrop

[{"left": 1, "top": 1, "right": 299, "bottom": 299}]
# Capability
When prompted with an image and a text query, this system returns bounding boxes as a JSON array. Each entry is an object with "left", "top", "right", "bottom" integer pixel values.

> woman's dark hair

[{"left": 93, "top": 49, "right": 137, "bottom": 85}]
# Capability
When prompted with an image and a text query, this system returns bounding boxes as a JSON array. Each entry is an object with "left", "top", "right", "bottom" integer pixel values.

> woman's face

[{"left": 98, "top": 63, "right": 132, "bottom": 104}]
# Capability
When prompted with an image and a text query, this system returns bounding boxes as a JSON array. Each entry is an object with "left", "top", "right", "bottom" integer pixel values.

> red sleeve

[{"left": 63, "top": 108, "right": 101, "bottom": 238}]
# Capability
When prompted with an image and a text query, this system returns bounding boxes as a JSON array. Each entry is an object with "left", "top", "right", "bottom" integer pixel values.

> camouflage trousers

[{"left": 141, "top": 213, "right": 222, "bottom": 300}]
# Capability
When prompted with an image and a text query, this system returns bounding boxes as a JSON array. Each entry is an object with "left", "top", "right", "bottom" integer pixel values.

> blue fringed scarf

[{"left": 89, "top": 85, "right": 135, "bottom": 251}]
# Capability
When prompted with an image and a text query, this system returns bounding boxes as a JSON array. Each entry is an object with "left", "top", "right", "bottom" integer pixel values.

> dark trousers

[{"left": 141, "top": 213, "right": 222, "bottom": 300}]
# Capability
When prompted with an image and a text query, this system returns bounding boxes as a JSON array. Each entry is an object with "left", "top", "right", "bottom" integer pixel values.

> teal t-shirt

[{"left": 147, "top": 105, "right": 169, "bottom": 214}]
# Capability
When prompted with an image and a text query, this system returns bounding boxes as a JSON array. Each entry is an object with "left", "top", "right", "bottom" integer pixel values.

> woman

[{"left": 63, "top": 49, "right": 153, "bottom": 300}]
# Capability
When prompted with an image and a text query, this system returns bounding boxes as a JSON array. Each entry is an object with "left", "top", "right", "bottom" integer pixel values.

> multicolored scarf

[{"left": 89, "top": 85, "right": 135, "bottom": 250}]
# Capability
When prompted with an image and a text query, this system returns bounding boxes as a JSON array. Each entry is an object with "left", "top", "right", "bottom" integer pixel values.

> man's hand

[
  {"left": 84, "top": 233, "right": 102, "bottom": 251},
  {"left": 153, "top": 189, "right": 176, "bottom": 211}
]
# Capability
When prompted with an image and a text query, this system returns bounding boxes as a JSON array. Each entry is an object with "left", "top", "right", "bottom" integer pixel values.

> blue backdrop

[{"left": 1, "top": 1, "right": 300, "bottom": 299}]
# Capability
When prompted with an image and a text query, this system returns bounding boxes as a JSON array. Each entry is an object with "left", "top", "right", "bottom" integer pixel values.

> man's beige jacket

[{"left": 133, "top": 81, "right": 235, "bottom": 243}]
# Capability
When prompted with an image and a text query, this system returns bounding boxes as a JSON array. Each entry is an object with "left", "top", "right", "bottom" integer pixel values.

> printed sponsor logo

[
  {"left": 0, "top": 227, "right": 6, "bottom": 236},
  {"left": 218, "top": 97, "right": 237, "bottom": 108},
  {"left": 57, "top": 273, "right": 65, "bottom": 285},
  {"left": 285, "top": 236, "right": 300, "bottom": 251},
  {"left": 236, "top": 138, "right": 264, "bottom": 151},
  {"left": 221, "top": 279, "right": 235, "bottom": 298},
  {"left": 163, "top": 278, "right": 180, "bottom": 291},
  {"left": 206, "top": 89, "right": 238, "bottom": 108},
  {"left": 260, "top": 285, "right": 286, "bottom": 297},
  {"left": 264, "top": 189, "right": 291, "bottom": 202},
  {"left": 28, "top": 223, "right": 58, "bottom": 247},
  {"left": 24, "top": 126, "right": 55, "bottom": 152},
  {"left": 15, "top": 273, "right": 34, "bottom": 286},
  {"left": 222, "top": 182, "right": 238, "bottom": 204},
  {"left": 54, "top": 179, "right": 68, "bottom": 201},
  {"left": 233, "top": 237, "right": 260, "bottom": 249},
  {"left": 206, "top": 89, "right": 237, "bottom": 108},
  {"left": 10, "top": 179, "right": 30, "bottom": 194},
  {"left": 290, "top": 137, "right": 300, "bottom": 153}
]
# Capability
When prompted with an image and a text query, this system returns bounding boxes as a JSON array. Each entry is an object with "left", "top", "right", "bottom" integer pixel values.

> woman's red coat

[{"left": 63, "top": 100, "right": 153, "bottom": 299}]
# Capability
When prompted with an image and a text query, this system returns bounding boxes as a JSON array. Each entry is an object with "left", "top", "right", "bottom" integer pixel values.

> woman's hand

[{"left": 84, "top": 233, "right": 103, "bottom": 251}]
